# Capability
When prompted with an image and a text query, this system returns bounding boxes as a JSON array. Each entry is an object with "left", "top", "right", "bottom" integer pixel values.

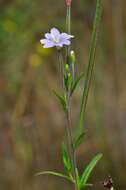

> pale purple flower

[{"left": 40, "top": 28, "right": 74, "bottom": 48}]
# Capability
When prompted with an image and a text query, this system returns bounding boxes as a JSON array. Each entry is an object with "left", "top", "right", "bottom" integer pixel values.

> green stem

[
  {"left": 58, "top": 50, "right": 65, "bottom": 88},
  {"left": 66, "top": 6, "right": 71, "bottom": 34},
  {"left": 58, "top": 50, "right": 78, "bottom": 190},
  {"left": 65, "top": 4, "right": 79, "bottom": 190},
  {"left": 66, "top": 5, "right": 71, "bottom": 60},
  {"left": 66, "top": 90, "right": 78, "bottom": 188}
]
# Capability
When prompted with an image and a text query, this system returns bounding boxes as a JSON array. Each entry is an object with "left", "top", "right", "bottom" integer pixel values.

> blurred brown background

[{"left": 0, "top": 0, "right": 126, "bottom": 189}]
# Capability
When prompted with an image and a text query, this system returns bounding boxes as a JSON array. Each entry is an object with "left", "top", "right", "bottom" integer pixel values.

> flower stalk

[
  {"left": 66, "top": 4, "right": 71, "bottom": 60},
  {"left": 65, "top": 2, "right": 79, "bottom": 190},
  {"left": 58, "top": 35, "right": 79, "bottom": 190}
]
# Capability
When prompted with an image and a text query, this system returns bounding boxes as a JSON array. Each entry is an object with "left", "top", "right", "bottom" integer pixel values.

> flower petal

[
  {"left": 62, "top": 40, "right": 71, "bottom": 45},
  {"left": 56, "top": 43, "right": 63, "bottom": 47},
  {"left": 40, "top": 39, "right": 55, "bottom": 48},
  {"left": 44, "top": 42, "right": 55, "bottom": 48},
  {"left": 56, "top": 40, "right": 70, "bottom": 47},
  {"left": 40, "top": 39, "right": 46, "bottom": 44},
  {"left": 61, "top": 33, "right": 74, "bottom": 39},
  {"left": 50, "top": 28, "right": 60, "bottom": 38},
  {"left": 45, "top": 33, "right": 52, "bottom": 40}
]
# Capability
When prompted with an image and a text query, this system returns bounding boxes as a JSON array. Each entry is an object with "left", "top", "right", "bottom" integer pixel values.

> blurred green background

[{"left": 0, "top": 0, "right": 126, "bottom": 189}]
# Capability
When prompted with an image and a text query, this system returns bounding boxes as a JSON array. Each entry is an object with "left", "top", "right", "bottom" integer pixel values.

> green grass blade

[
  {"left": 35, "top": 171, "right": 73, "bottom": 182},
  {"left": 80, "top": 153, "right": 103, "bottom": 187},
  {"left": 79, "top": 0, "right": 102, "bottom": 130}
]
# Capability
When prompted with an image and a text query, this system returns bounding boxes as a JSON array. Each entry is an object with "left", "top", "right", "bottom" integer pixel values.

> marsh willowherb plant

[{"left": 36, "top": 0, "right": 115, "bottom": 190}]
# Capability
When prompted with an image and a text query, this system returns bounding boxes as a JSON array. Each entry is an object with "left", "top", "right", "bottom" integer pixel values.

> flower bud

[
  {"left": 68, "top": 72, "right": 71, "bottom": 78},
  {"left": 65, "top": 0, "right": 72, "bottom": 6},
  {"left": 70, "top": 50, "right": 76, "bottom": 65},
  {"left": 67, "top": 72, "right": 72, "bottom": 89},
  {"left": 65, "top": 64, "right": 69, "bottom": 72}
]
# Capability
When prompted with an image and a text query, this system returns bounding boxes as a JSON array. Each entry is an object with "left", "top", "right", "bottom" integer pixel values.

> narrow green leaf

[
  {"left": 64, "top": 73, "right": 72, "bottom": 91},
  {"left": 79, "top": 0, "right": 102, "bottom": 130},
  {"left": 80, "top": 153, "right": 103, "bottom": 187},
  {"left": 71, "top": 73, "right": 84, "bottom": 95},
  {"left": 62, "top": 143, "right": 72, "bottom": 173},
  {"left": 53, "top": 91, "right": 67, "bottom": 112},
  {"left": 75, "top": 168, "right": 81, "bottom": 188},
  {"left": 35, "top": 171, "right": 73, "bottom": 182},
  {"left": 64, "top": 75, "right": 69, "bottom": 91},
  {"left": 73, "top": 131, "right": 86, "bottom": 149}
]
